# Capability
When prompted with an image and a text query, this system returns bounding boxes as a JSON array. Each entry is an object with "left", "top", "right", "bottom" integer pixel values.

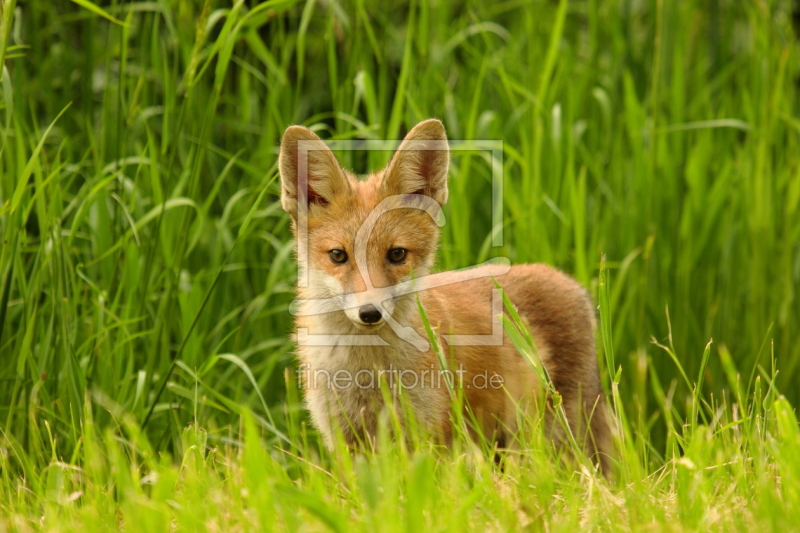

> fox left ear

[
  {"left": 381, "top": 119, "right": 449, "bottom": 206},
  {"left": 278, "top": 125, "right": 350, "bottom": 221}
]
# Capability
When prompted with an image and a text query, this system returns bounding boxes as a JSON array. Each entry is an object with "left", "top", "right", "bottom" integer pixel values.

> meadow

[{"left": 1, "top": 0, "right": 800, "bottom": 530}]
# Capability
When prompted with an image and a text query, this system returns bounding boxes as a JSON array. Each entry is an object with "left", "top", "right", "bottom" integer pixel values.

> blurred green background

[{"left": 0, "top": 0, "right": 798, "bottom": 465}]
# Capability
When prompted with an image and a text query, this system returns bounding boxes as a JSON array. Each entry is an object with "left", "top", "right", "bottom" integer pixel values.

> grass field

[{"left": 1, "top": 0, "right": 800, "bottom": 530}]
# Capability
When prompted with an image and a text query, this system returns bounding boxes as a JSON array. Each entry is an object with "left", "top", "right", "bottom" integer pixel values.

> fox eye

[
  {"left": 328, "top": 249, "right": 348, "bottom": 264},
  {"left": 387, "top": 248, "right": 407, "bottom": 264}
]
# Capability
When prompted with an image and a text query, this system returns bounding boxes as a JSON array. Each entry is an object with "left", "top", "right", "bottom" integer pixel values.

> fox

[{"left": 279, "top": 118, "right": 612, "bottom": 476}]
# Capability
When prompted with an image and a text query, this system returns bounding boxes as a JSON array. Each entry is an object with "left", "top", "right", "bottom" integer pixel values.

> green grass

[{"left": 1, "top": 0, "right": 799, "bottom": 530}]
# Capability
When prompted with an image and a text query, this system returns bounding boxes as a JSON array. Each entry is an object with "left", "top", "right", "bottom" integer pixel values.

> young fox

[{"left": 279, "top": 119, "right": 612, "bottom": 475}]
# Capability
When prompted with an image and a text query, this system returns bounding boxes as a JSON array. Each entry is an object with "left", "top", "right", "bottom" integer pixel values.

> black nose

[{"left": 358, "top": 304, "right": 382, "bottom": 324}]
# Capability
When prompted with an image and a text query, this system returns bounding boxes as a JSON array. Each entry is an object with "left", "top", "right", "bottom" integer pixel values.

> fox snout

[
  {"left": 358, "top": 304, "right": 382, "bottom": 324},
  {"left": 345, "top": 297, "right": 390, "bottom": 327}
]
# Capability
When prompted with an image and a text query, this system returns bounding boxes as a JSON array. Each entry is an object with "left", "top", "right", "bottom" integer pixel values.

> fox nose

[{"left": 358, "top": 304, "right": 382, "bottom": 324}]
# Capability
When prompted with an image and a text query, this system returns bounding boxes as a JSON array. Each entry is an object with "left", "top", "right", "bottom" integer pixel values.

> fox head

[{"left": 279, "top": 119, "right": 449, "bottom": 330}]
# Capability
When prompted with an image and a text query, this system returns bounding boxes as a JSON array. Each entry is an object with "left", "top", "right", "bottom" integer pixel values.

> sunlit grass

[{"left": 1, "top": 0, "right": 799, "bottom": 530}]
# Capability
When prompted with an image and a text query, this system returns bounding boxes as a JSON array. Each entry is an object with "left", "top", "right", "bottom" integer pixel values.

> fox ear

[
  {"left": 279, "top": 125, "right": 350, "bottom": 220},
  {"left": 382, "top": 119, "right": 449, "bottom": 206}
]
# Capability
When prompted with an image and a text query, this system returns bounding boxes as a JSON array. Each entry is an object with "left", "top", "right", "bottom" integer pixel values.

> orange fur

[{"left": 279, "top": 119, "right": 612, "bottom": 475}]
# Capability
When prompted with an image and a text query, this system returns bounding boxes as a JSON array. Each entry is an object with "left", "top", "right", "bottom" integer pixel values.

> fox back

[{"left": 279, "top": 119, "right": 612, "bottom": 476}]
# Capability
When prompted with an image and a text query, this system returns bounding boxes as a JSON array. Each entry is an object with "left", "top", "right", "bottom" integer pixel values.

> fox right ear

[
  {"left": 279, "top": 126, "right": 350, "bottom": 220},
  {"left": 381, "top": 119, "right": 449, "bottom": 206}
]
